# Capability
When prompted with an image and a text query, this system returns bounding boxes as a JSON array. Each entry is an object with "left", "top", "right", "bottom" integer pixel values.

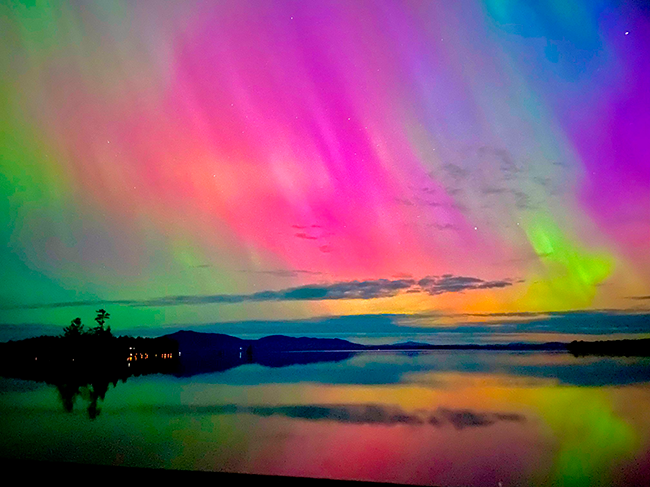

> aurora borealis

[{"left": 1, "top": 1, "right": 649, "bottom": 335}]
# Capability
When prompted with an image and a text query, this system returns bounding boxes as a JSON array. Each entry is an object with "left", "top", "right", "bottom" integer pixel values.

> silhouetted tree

[
  {"left": 91, "top": 309, "right": 112, "bottom": 337},
  {"left": 63, "top": 317, "right": 85, "bottom": 338}
]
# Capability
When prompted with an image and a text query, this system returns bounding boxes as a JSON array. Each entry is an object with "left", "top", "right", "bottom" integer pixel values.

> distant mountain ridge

[
  {"left": 165, "top": 330, "right": 367, "bottom": 354},
  {"left": 163, "top": 330, "right": 568, "bottom": 355}
]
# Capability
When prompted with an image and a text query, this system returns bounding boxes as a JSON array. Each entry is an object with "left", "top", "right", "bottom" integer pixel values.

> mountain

[
  {"left": 162, "top": 331, "right": 570, "bottom": 355},
  {"left": 164, "top": 331, "right": 367, "bottom": 356},
  {"left": 165, "top": 330, "right": 249, "bottom": 353}
]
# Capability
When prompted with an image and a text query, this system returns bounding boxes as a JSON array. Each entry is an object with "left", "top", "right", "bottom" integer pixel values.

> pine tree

[
  {"left": 92, "top": 309, "right": 112, "bottom": 337},
  {"left": 63, "top": 317, "right": 85, "bottom": 338}
]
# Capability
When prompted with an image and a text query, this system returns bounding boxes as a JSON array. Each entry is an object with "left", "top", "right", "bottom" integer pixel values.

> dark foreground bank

[{"left": 0, "top": 458, "right": 419, "bottom": 487}]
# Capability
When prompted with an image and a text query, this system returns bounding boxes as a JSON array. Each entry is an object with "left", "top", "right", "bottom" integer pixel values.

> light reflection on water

[{"left": 1, "top": 351, "right": 650, "bottom": 486}]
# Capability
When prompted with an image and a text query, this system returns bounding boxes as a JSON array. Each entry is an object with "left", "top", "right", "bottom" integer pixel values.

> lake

[{"left": 1, "top": 350, "right": 649, "bottom": 486}]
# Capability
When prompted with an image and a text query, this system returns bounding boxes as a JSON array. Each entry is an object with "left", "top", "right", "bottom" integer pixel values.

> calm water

[{"left": 1, "top": 351, "right": 650, "bottom": 486}]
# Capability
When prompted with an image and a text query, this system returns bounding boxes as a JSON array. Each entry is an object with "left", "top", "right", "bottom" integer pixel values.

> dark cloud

[
  {"left": 475, "top": 147, "right": 520, "bottom": 181},
  {"left": 429, "top": 223, "right": 456, "bottom": 231},
  {"left": 512, "top": 191, "right": 532, "bottom": 209},
  {"left": 452, "top": 201, "right": 468, "bottom": 212},
  {"left": 248, "top": 278, "right": 415, "bottom": 303},
  {"left": 421, "top": 200, "right": 444, "bottom": 207},
  {"left": 395, "top": 198, "right": 415, "bottom": 206},
  {"left": 295, "top": 232, "right": 318, "bottom": 240},
  {"left": 481, "top": 186, "right": 508, "bottom": 195},
  {"left": 418, "top": 275, "right": 514, "bottom": 295},
  {"left": 395, "top": 193, "right": 443, "bottom": 208},
  {"left": 629, "top": 296, "right": 650, "bottom": 300},
  {"left": 459, "top": 310, "right": 650, "bottom": 335},
  {"left": 439, "top": 164, "right": 468, "bottom": 182},
  {"left": 2, "top": 274, "right": 517, "bottom": 310},
  {"left": 0, "top": 298, "right": 138, "bottom": 310},
  {"left": 479, "top": 185, "right": 533, "bottom": 210}
]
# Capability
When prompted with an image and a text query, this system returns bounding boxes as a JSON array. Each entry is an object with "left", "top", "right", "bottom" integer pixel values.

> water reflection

[
  {"left": 21, "top": 350, "right": 358, "bottom": 417},
  {"left": 175, "top": 349, "right": 356, "bottom": 376},
  {"left": 46, "top": 350, "right": 650, "bottom": 418},
  {"left": 1, "top": 360, "right": 178, "bottom": 419},
  {"left": 1, "top": 351, "right": 649, "bottom": 486},
  {"left": 133, "top": 402, "right": 526, "bottom": 428},
  {"left": 56, "top": 379, "right": 114, "bottom": 419}
]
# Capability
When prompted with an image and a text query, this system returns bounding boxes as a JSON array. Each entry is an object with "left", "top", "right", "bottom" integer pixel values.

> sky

[{"left": 0, "top": 0, "right": 649, "bottom": 339}]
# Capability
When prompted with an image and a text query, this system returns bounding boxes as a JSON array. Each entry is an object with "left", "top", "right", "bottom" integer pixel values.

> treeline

[
  {"left": 568, "top": 338, "right": 650, "bottom": 357},
  {"left": 62, "top": 308, "right": 113, "bottom": 338},
  {"left": 0, "top": 310, "right": 179, "bottom": 378}
]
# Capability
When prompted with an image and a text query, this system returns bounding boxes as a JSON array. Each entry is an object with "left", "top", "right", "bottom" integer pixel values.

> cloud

[
  {"left": 477, "top": 146, "right": 520, "bottom": 175},
  {"left": 439, "top": 164, "right": 469, "bottom": 182},
  {"left": 429, "top": 223, "right": 456, "bottom": 231},
  {"left": 295, "top": 232, "right": 318, "bottom": 240},
  {"left": 2, "top": 274, "right": 516, "bottom": 310},
  {"left": 0, "top": 298, "right": 138, "bottom": 310},
  {"left": 419, "top": 186, "right": 437, "bottom": 195},
  {"left": 512, "top": 190, "right": 532, "bottom": 209},
  {"left": 418, "top": 274, "right": 514, "bottom": 295},
  {"left": 394, "top": 198, "right": 415, "bottom": 206},
  {"left": 479, "top": 186, "right": 534, "bottom": 210},
  {"left": 481, "top": 186, "right": 508, "bottom": 195}
]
